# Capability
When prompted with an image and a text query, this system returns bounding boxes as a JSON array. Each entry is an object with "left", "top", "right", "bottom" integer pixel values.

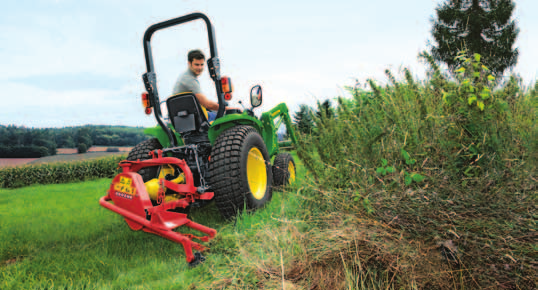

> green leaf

[
  {"left": 411, "top": 173, "right": 425, "bottom": 183},
  {"left": 477, "top": 101, "right": 485, "bottom": 111},
  {"left": 455, "top": 67, "right": 466, "bottom": 73},
  {"left": 474, "top": 53, "right": 481, "bottom": 62},
  {"left": 442, "top": 92, "right": 451, "bottom": 104},
  {"left": 473, "top": 72, "right": 480, "bottom": 78},
  {"left": 468, "top": 95, "right": 477, "bottom": 105},
  {"left": 480, "top": 91, "right": 490, "bottom": 99},
  {"left": 487, "top": 75, "right": 495, "bottom": 81},
  {"left": 386, "top": 166, "right": 396, "bottom": 174},
  {"left": 404, "top": 175, "right": 412, "bottom": 186},
  {"left": 406, "top": 158, "right": 416, "bottom": 165},
  {"left": 462, "top": 79, "right": 470, "bottom": 86},
  {"left": 376, "top": 167, "right": 386, "bottom": 175},
  {"left": 381, "top": 158, "right": 388, "bottom": 167},
  {"left": 401, "top": 149, "right": 410, "bottom": 161},
  {"left": 482, "top": 65, "right": 489, "bottom": 71},
  {"left": 497, "top": 100, "right": 508, "bottom": 111}
]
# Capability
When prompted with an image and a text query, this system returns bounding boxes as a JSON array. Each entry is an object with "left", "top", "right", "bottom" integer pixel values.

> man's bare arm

[
  {"left": 195, "top": 93, "right": 219, "bottom": 111},
  {"left": 195, "top": 93, "right": 241, "bottom": 111}
]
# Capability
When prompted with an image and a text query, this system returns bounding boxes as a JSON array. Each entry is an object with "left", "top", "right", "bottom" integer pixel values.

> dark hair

[{"left": 188, "top": 49, "right": 205, "bottom": 62}]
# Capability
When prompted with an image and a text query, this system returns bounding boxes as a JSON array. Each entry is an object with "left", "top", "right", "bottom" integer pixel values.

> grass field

[{"left": 0, "top": 152, "right": 310, "bottom": 289}]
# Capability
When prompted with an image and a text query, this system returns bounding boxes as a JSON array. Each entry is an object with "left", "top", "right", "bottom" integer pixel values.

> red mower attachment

[{"left": 99, "top": 151, "right": 216, "bottom": 266}]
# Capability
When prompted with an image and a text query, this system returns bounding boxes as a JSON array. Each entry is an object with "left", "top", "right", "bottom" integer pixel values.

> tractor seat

[{"left": 166, "top": 93, "right": 210, "bottom": 143}]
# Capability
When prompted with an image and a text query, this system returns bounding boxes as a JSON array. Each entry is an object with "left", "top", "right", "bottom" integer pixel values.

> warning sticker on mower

[
  {"left": 119, "top": 176, "right": 132, "bottom": 186},
  {"left": 114, "top": 176, "right": 136, "bottom": 197}
]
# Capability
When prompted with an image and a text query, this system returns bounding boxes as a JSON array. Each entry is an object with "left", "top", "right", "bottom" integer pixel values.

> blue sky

[{"left": 2, "top": 0, "right": 536, "bottom": 128}]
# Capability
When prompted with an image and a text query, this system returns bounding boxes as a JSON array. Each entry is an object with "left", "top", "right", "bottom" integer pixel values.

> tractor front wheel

[
  {"left": 208, "top": 126, "right": 273, "bottom": 219},
  {"left": 272, "top": 153, "right": 296, "bottom": 187}
]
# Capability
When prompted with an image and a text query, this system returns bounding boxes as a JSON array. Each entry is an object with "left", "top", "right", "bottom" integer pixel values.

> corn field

[{"left": 0, "top": 155, "right": 125, "bottom": 188}]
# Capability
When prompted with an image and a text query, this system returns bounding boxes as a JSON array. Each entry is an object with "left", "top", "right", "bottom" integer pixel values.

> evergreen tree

[
  {"left": 293, "top": 104, "right": 314, "bottom": 135},
  {"left": 431, "top": 0, "right": 519, "bottom": 76}
]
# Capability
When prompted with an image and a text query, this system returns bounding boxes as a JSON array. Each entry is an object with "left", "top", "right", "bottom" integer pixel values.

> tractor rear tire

[
  {"left": 208, "top": 126, "right": 273, "bottom": 219},
  {"left": 126, "top": 138, "right": 162, "bottom": 182},
  {"left": 272, "top": 153, "right": 296, "bottom": 187}
]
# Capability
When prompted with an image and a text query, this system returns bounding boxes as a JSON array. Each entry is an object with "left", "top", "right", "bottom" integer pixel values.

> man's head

[{"left": 188, "top": 49, "right": 205, "bottom": 76}]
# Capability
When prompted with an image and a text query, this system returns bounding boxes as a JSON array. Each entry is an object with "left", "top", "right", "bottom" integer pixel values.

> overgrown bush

[
  {"left": 0, "top": 155, "right": 125, "bottom": 188},
  {"left": 296, "top": 52, "right": 536, "bottom": 289}
]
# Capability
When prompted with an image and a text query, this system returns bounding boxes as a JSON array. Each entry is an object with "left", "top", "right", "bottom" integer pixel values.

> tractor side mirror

[{"left": 250, "top": 85, "right": 262, "bottom": 108}]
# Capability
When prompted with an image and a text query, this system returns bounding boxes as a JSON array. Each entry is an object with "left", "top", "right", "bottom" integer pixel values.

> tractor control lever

[
  {"left": 238, "top": 101, "right": 255, "bottom": 117},
  {"left": 238, "top": 100, "right": 246, "bottom": 110}
]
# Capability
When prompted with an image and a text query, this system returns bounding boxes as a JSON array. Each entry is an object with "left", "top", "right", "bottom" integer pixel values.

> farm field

[
  {"left": 28, "top": 151, "right": 128, "bottom": 165},
  {"left": 0, "top": 147, "right": 132, "bottom": 168},
  {"left": 0, "top": 158, "right": 39, "bottom": 167},
  {"left": 27, "top": 152, "right": 127, "bottom": 165},
  {"left": 87, "top": 146, "right": 133, "bottom": 153}
]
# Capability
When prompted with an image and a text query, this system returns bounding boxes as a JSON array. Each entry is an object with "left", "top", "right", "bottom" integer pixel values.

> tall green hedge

[
  {"left": 0, "top": 145, "right": 51, "bottom": 158},
  {"left": 0, "top": 155, "right": 126, "bottom": 188}
]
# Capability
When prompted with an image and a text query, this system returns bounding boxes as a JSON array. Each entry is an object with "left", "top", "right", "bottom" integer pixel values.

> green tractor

[{"left": 128, "top": 12, "right": 297, "bottom": 220}]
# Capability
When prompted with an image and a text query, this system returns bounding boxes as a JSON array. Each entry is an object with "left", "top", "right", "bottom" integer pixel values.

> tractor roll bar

[{"left": 142, "top": 13, "right": 226, "bottom": 147}]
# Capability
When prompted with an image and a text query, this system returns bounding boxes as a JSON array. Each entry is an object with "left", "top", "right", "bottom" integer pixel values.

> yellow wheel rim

[
  {"left": 288, "top": 161, "right": 296, "bottom": 183},
  {"left": 247, "top": 147, "right": 267, "bottom": 200}
]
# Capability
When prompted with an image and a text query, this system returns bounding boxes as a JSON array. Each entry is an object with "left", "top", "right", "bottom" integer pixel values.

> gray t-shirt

[{"left": 172, "top": 69, "right": 202, "bottom": 95}]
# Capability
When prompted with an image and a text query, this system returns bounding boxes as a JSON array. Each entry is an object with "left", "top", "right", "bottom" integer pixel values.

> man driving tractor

[{"left": 172, "top": 49, "right": 239, "bottom": 122}]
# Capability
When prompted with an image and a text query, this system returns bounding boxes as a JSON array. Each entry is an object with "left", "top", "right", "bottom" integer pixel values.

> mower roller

[{"left": 100, "top": 12, "right": 297, "bottom": 266}]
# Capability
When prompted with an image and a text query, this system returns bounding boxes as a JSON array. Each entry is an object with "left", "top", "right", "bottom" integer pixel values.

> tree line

[{"left": 0, "top": 125, "right": 149, "bottom": 158}]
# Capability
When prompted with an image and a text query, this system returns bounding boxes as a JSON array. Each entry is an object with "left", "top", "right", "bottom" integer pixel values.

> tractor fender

[{"left": 208, "top": 114, "right": 266, "bottom": 146}]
